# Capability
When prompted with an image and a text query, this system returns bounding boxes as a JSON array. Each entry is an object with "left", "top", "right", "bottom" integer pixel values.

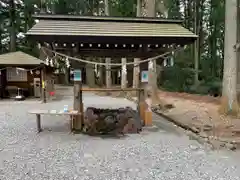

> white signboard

[{"left": 141, "top": 71, "right": 148, "bottom": 82}]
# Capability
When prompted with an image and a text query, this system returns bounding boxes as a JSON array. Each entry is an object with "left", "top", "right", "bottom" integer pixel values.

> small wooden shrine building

[
  {"left": 0, "top": 51, "right": 55, "bottom": 99},
  {"left": 26, "top": 14, "right": 197, "bottom": 87}
]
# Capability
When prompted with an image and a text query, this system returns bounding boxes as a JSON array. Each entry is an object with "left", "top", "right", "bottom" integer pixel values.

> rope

[
  {"left": 41, "top": 46, "right": 201, "bottom": 73},
  {"left": 41, "top": 46, "right": 184, "bottom": 67}
]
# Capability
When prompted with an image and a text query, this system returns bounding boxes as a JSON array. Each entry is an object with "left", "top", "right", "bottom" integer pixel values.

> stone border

[{"left": 152, "top": 109, "right": 239, "bottom": 151}]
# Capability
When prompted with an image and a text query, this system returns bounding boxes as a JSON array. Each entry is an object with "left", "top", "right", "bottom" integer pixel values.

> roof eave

[
  {"left": 26, "top": 33, "right": 198, "bottom": 39},
  {"left": 32, "top": 14, "right": 184, "bottom": 24}
]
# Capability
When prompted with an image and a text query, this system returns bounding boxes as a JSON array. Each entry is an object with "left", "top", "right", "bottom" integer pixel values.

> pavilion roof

[
  {"left": 26, "top": 14, "right": 197, "bottom": 44},
  {"left": 0, "top": 51, "right": 44, "bottom": 65}
]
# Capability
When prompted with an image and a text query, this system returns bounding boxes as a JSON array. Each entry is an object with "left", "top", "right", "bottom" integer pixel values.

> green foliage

[
  {"left": 160, "top": 65, "right": 194, "bottom": 92},
  {"left": 110, "top": 0, "right": 136, "bottom": 17},
  {"left": 160, "top": 65, "right": 222, "bottom": 96},
  {"left": 0, "top": 0, "right": 227, "bottom": 97}
]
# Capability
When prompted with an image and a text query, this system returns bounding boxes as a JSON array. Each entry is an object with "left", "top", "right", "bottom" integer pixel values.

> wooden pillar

[
  {"left": 133, "top": 58, "right": 140, "bottom": 89},
  {"left": 148, "top": 59, "right": 157, "bottom": 98},
  {"left": 105, "top": 57, "right": 111, "bottom": 88},
  {"left": 137, "top": 88, "right": 145, "bottom": 114},
  {"left": 139, "top": 90, "right": 147, "bottom": 123},
  {"left": 86, "top": 58, "right": 95, "bottom": 88},
  {"left": 41, "top": 63, "right": 46, "bottom": 103},
  {"left": 121, "top": 57, "right": 127, "bottom": 88},
  {"left": 73, "top": 81, "right": 83, "bottom": 132},
  {"left": 112, "top": 71, "right": 116, "bottom": 86},
  {"left": 98, "top": 58, "right": 104, "bottom": 86},
  {"left": 64, "top": 67, "right": 70, "bottom": 85}
]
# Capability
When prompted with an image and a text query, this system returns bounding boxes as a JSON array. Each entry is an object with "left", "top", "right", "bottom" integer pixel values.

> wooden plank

[
  {"left": 28, "top": 109, "right": 80, "bottom": 115},
  {"left": 73, "top": 81, "right": 83, "bottom": 131},
  {"left": 81, "top": 87, "right": 144, "bottom": 92}
]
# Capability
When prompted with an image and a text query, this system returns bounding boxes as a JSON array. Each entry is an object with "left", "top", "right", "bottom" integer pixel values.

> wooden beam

[
  {"left": 73, "top": 81, "right": 83, "bottom": 132},
  {"left": 32, "top": 35, "right": 193, "bottom": 45},
  {"left": 81, "top": 87, "right": 144, "bottom": 91}
]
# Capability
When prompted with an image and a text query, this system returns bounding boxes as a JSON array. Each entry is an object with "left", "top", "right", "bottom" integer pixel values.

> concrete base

[{"left": 142, "top": 125, "right": 159, "bottom": 132}]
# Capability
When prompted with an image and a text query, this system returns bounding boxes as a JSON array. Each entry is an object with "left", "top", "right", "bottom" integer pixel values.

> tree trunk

[
  {"left": 193, "top": 0, "right": 199, "bottom": 86},
  {"left": 220, "top": 0, "right": 238, "bottom": 115},
  {"left": 133, "top": 0, "right": 141, "bottom": 90},
  {"left": 9, "top": 0, "right": 16, "bottom": 52},
  {"left": 144, "top": 0, "right": 156, "bottom": 17},
  {"left": 137, "top": 0, "right": 142, "bottom": 16},
  {"left": 104, "top": 0, "right": 109, "bottom": 15}
]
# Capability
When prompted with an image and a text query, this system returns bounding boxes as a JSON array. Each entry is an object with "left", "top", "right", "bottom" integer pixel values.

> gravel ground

[{"left": 0, "top": 92, "right": 240, "bottom": 180}]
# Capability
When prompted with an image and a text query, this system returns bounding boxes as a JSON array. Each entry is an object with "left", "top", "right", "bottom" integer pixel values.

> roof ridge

[{"left": 33, "top": 14, "right": 183, "bottom": 24}]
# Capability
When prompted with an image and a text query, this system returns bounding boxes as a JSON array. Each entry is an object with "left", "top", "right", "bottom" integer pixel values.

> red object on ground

[{"left": 49, "top": 91, "right": 55, "bottom": 96}]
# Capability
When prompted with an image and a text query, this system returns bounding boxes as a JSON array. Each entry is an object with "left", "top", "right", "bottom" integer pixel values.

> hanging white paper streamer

[
  {"left": 148, "top": 60, "right": 153, "bottom": 69},
  {"left": 65, "top": 57, "right": 70, "bottom": 68},
  {"left": 50, "top": 59, "right": 54, "bottom": 67},
  {"left": 94, "top": 64, "right": 98, "bottom": 75},
  {"left": 96, "top": 71, "right": 100, "bottom": 78},
  {"left": 163, "top": 59, "right": 167, "bottom": 67},
  {"left": 122, "top": 64, "right": 127, "bottom": 74},
  {"left": 45, "top": 57, "right": 49, "bottom": 65}
]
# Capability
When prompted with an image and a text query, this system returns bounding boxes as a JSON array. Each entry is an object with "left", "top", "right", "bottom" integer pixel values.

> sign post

[
  {"left": 40, "top": 63, "right": 47, "bottom": 103},
  {"left": 139, "top": 71, "right": 149, "bottom": 123},
  {"left": 73, "top": 69, "right": 83, "bottom": 132}
]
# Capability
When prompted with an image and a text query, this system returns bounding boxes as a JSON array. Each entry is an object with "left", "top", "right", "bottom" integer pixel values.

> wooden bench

[{"left": 28, "top": 109, "right": 81, "bottom": 133}]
